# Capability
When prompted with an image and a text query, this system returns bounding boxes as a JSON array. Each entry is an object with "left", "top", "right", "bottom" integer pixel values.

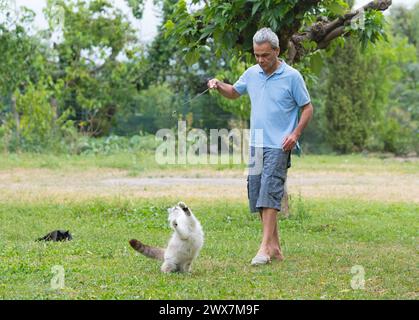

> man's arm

[
  {"left": 282, "top": 102, "right": 314, "bottom": 151},
  {"left": 207, "top": 78, "right": 240, "bottom": 99}
]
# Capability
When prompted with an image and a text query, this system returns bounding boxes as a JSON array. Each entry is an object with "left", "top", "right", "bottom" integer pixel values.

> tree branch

[
  {"left": 278, "top": 0, "right": 322, "bottom": 51},
  {"left": 287, "top": 0, "right": 392, "bottom": 63},
  {"left": 317, "top": 26, "right": 346, "bottom": 49}
]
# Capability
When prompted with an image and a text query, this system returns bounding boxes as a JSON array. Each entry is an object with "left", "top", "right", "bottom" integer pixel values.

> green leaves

[
  {"left": 302, "top": 40, "right": 317, "bottom": 51},
  {"left": 164, "top": 19, "right": 175, "bottom": 34},
  {"left": 164, "top": 0, "right": 367, "bottom": 67},
  {"left": 184, "top": 49, "right": 200, "bottom": 66},
  {"left": 326, "top": 1, "right": 348, "bottom": 16},
  {"left": 251, "top": 2, "right": 262, "bottom": 16},
  {"left": 125, "top": 0, "right": 145, "bottom": 19},
  {"left": 309, "top": 51, "right": 324, "bottom": 75},
  {"left": 351, "top": 11, "right": 388, "bottom": 50},
  {"left": 212, "top": 56, "right": 251, "bottom": 120}
]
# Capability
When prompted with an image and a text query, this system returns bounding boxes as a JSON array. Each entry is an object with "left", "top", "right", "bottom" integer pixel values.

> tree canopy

[{"left": 162, "top": 0, "right": 392, "bottom": 65}]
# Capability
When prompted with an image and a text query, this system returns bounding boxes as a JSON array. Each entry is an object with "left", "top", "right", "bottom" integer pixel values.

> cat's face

[
  {"left": 167, "top": 202, "right": 193, "bottom": 232},
  {"left": 58, "top": 230, "right": 72, "bottom": 240},
  {"left": 63, "top": 230, "right": 73, "bottom": 240}
]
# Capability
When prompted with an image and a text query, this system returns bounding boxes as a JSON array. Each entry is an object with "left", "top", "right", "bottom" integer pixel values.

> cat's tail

[{"left": 129, "top": 239, "right": 165, "bottom": 261}]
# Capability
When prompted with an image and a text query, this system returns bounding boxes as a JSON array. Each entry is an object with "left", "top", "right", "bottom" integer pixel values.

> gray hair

[{"left": 253, "top": 27, "right": 279, "bottom": 49}]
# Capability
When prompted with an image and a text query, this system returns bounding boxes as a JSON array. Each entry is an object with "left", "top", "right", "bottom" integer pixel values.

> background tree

[
  {"left": 303, "top": 12, "right": 417, "bottom": 155},
  {"left": 45, "top": 0, "right": 139, "bottom": 136},
  {"left": 126, "top": 0, "right": 235, "bottom": 132},
  {"left": 0, "top": 2, "right": 54, "bottom": 150},
  {"left": 383, "top": 3, "right": 419, "bottom": 154},
  {"left": 323, "top": 38, "right": 378, "bottom": 152}
]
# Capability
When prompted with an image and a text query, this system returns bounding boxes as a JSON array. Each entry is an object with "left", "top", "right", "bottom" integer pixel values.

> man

[{"left": 207, "top": 27, "right": 313, "bottom": 265}]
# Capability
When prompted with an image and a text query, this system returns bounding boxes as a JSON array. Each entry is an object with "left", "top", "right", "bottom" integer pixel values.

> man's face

[{"left": 253, "top": 42, "right": 280, "bottom": 73}]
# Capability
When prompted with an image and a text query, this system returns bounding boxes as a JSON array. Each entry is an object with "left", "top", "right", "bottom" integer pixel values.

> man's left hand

[{"left": 282, "top": 132, "right": 300, "bottom": 151}]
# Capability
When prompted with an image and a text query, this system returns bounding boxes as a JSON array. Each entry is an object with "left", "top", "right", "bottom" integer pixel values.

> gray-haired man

[{"left": 208, "top": 28, "right": 313, "bottom": 265}]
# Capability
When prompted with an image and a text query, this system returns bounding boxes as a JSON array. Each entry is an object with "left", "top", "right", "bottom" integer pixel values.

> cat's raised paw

[{"left": 178, "top": 202, "right": 187, "bottom": 209}]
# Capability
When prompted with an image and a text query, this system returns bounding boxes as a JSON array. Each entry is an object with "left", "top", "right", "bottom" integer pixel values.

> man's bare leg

[
  {"left": 257, "top": 208, "right": 284, "bottom": 260},
  {"left": 271, "top": 221, "right": 284, "bottom": 260}
]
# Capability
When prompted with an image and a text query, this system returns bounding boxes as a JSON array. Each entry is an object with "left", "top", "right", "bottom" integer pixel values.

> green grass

[
  {"left": 0, "top": 197, "right": 417, "bottom": 299},
  {"left": 0, "top": 151, "right": 417, "bottom": 174},
  {"left": 0, "top": 152, "right": 417, "bottom": 299}
]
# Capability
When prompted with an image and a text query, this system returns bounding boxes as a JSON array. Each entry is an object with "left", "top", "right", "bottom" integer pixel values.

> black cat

[{"left": 37, "top": 230, "right": 73, "bottom": 242}]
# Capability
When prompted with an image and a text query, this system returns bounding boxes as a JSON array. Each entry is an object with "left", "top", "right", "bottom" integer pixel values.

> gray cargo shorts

[{"left": 247, "top": 146, "right": 291, "bottom": 213}]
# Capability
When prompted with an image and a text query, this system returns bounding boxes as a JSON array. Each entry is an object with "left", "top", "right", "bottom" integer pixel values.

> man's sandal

[{"left": 251, "top": 254, "right": 271, "bottom": 266}]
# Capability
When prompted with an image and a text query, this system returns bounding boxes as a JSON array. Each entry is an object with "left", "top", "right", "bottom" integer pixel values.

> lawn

[
  {"left": 0, "top": 151, "right": 417, "bottom": 174},
  {"left": 0, "top": 197, "right": 417, "bottom": 299},
  {"left": 0, "top": 152, "right": 417, "bottom": 299}
]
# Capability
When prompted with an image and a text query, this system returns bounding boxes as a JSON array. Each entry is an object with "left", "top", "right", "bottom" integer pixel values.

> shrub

[{"left": 72, "top": 134, "right": 160, "bottom": 155}]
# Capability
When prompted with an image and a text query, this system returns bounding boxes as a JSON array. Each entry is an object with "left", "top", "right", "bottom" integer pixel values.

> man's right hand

[
  {"left": 207, "top": 78, "right": 219, "bottom": 89},
  {"left": 207, "top": 78, "right": 240, "bottom": 100}
]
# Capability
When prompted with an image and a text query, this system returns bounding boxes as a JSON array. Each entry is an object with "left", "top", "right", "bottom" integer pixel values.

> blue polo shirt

[{"left": 233, "top": 60, "right": 310, "bottom": 149}]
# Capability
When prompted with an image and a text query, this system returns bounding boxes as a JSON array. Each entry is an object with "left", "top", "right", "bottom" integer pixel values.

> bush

[
  {"left": 379, "top": 115, "right": 418, "bottom": 155},
  {"left": 114, "top": 84, "right": 179, "bottom": 136},
  {"left": 72, "top": 134, "right": 160, "bottom": 155},
  {"left": 1, "top": 81, "right": 75, "bottom": 153},
  {"left": 14, "top": 83, "right": 56, "bottom": 151}
]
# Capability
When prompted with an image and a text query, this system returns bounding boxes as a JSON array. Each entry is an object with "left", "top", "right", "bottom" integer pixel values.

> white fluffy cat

[{"left": 129, "top": 202, "right": 204, "bottom": 273}]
